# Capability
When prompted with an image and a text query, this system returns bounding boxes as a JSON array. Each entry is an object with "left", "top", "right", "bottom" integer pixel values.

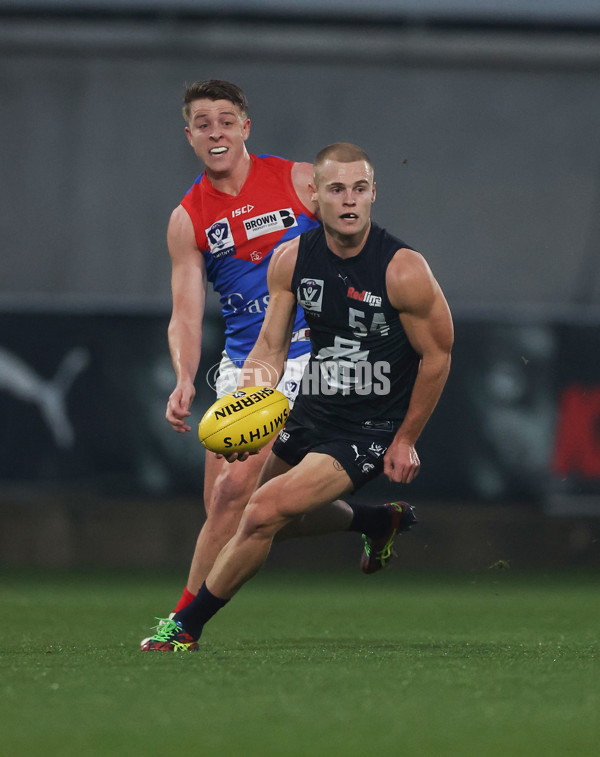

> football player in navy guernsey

[
  {"left": 141, "top": 141, "right": 453, "bottom": 651},
  {"left": 142, "top": 85, "right": 415, "bottom": 649}
]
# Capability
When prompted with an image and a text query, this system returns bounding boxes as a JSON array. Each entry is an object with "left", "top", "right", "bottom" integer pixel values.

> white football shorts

[{"left": 214, "top": 351, "right": 310, "bottom": 406}]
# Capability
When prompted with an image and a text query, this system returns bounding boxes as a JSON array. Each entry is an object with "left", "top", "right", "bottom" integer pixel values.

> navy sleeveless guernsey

[{"left": 291, "top": 222, "right": 420, "bottom": 431}]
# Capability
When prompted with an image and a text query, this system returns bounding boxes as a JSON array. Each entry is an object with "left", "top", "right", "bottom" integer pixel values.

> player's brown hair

[{"left": 182, "top": 80, "right": 249, "bottom": 122}]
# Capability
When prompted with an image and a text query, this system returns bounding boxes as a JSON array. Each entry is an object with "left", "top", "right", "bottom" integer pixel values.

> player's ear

[
  {"left": 372, "top": 181, "right": 376, "bottom": 203},
  {"left": 309, "top": 182, "right": 318, "bottom": 202},
  {"left": 242, "top": 117, "right": 251, "bottom": 140},
  {"left": 184, "top": 125, "right": 193, "bottom": 145}
]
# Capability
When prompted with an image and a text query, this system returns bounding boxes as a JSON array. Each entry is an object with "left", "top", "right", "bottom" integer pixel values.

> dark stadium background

[{"left": 1, "top": 0, "right": 599, "bottom": 571}]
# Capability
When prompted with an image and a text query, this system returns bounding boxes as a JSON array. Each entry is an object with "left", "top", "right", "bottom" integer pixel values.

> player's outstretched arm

[
  {"left": 238, "top": 239, "right": 299, "bottom": 391},
  {"left": 383, "top": 248, "right": 454, "bottom": 483},
  {"left": 166, "top": 204, "right": 208, "bottom": 433}
]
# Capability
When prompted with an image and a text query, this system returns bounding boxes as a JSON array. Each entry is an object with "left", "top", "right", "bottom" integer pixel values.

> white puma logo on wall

[{"left": 0, "top": 346, "right": 90, "bottom": 448}]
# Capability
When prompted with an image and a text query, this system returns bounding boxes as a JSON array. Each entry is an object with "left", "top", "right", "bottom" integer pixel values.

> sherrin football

[{"left": 198, "top": 386, "right": 289, "bottom": 455}]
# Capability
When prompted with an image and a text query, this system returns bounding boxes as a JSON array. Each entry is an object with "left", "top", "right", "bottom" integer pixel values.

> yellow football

[{"left": 198, "top": 386, "right": 290, "bottom": 455}]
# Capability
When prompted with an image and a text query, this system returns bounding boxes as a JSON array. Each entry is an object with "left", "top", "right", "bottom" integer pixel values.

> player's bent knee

[
  {"left": 208, "top": 468, "right": 259, "bottom": 514},
  {"left": 239, "top": 497, "right": 288, "bottom": 541},
  {"left": 274, "top": 513, "right": 307, "bottom": 541}
]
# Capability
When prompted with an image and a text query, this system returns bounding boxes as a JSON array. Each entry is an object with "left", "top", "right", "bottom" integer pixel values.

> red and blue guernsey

[{"left": 181, "top": 154, "right": 319, "bottom": 362}]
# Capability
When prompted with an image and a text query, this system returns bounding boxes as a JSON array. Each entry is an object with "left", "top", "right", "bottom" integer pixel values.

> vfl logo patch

[
  {"left": 206, "top": 218, "right": 236, "bottom": 259},
  {"left": 244, "top": 209, "right": 297, "bottom": 240},
  {"left": 284, "top": 379, "right": 298, "bottom": 398},
  {"left": 297, "top": 278, "right": 324, "bottom": 313}
]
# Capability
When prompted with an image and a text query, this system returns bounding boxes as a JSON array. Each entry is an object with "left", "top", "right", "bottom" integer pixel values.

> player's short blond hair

[{"left": 313, "top": 142, "right": 374, "bottom": 185}]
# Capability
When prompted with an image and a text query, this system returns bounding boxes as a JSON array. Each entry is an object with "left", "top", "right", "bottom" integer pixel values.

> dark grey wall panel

[
  {"left": 3, "top": 1, "right": 600, "bottom": 23},
  {"left": 1, "top": 19, "right": 600, "bottom": 311}
]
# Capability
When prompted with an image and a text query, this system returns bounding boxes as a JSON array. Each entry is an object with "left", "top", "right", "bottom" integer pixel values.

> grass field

[{"left": 1, "top": 567, "right": 599, "bottom": 756}]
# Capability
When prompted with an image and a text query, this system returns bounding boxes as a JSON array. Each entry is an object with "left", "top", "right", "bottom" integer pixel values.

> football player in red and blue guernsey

[{"left": 142, "top": 84, "right": 416, "bottom": 650}]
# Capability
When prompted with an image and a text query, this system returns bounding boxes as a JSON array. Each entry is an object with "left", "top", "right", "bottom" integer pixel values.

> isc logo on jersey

[{"left": 243, "top": 209, "right": 297, "bottom": 240}]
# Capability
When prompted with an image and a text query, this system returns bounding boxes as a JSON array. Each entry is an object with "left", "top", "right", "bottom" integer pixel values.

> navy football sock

[
  {"left": 348, "top": 503, "right": 392, "bottom": 540},
  {"left": 174, "top": 582, "right": 229, "bottom": 640}
]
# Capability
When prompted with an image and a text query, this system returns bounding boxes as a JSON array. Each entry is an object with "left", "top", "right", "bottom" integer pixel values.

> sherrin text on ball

[{"left": 198, "top": 386, "right": 289, "bottom": 455}]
